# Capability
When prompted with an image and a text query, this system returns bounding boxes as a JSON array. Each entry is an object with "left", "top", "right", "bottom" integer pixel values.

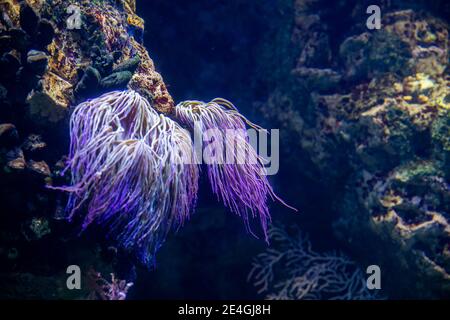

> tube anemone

[
  {"left": 52, "top": 90, "right": 293, "bottom": 266},
  {"left": 52, "top": 90, "right": 198, "bottom": 265},
  {"left": 175, "top": 98, "right": 295, "bottom": 241}
]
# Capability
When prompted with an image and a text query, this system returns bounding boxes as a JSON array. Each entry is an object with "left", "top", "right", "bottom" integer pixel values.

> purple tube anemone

[
  {"left": 52, "top": 90, "right": 198, "bottom": 265},
  {"left": 175, "top": 98, "right": 296, "bottom": 241},
  {"left": 52, "top": 90, "right": 294, "bottom": 266}
]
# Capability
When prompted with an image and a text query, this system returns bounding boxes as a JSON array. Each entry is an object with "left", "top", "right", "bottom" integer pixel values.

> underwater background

[{"left": 0, "top": 0, "right": 449, "bottom": 300}]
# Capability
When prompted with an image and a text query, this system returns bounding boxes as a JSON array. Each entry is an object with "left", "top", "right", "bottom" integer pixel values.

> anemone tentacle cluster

[
  {"left": 53, "top": 90, "right": 197, "bottom": 264},
  {"left": 175, "top": 99, "right": 295, "bottom": 240},
  {"left": 55, "top": 90, "right": 291, "bottom": 265}
]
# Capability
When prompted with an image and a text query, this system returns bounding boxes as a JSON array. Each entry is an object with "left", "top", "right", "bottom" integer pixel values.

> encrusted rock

[
  {"left": 383, "top": 10, "right": 448, "bottom": 76},
  {"left": 22, "top": 217, "right": 51, "bottom": 241},
  {"left": 17, "top": 0, "right": 174, "bottom": 114},
  {"left": 113, "top": 55, "right": 141, "bottom": 74},
  {"left": 35, "top": 18, "right": 54, "bottom": 47},
  {"left": 100, "top": 71, "right": 132, "bottom": 91},
  {"left": 339, "top": 31, "right": 412, "bottom": 80},
  {"left": 8, "top": 27, "right": 30, "bottom": 51},
  {"left": 0, "top": 0, "right": 175, "bottom": 300},
  {"left": 21, "top": 134, "right": 46, "bottom": 158},
  {"left": 19, "top": 2, "right": 39, "bottom": 35},
  {"left": 5, "top": 147, "right": 25, "bottom": 170},
  {"left": 27, "top": 159, "right": 50, "bottom": 176},
  {"left": 259, "top": 1, "right": 450, "bottom": 298},
  {"left": 0, "top": 49, "right": 21, "bottom": 80},
  {"left": 0, "top": 123, "right": 18, "bottom": 147},
  {"left": 292, "top": 67, "right": 341, "bottom": 91},
  {"left": 128, "top": 38, "right": 174, "bottom": 113},
  {"left": 26, "top": 72, "right": 71, "bottom": 123},
  {"left": 0, "top": 0, "right": 20, "bottom": 28},
  {"left": 0, "top": 34, "right": 12, "bottom": 54},
  {"left": 26, "top": 49, "right": 48, "bottom": 75},
  {"left": 74, "top": 66, "right": 101, "bottom": 100}
]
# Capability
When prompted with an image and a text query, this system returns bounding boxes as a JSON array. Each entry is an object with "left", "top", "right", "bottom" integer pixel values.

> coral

[
  {"left": 27, "top": 71, "right": 72, "bottom": 124},
  {"left": 339, "top": 30, "right": 412, "bottom": 80},
  {"left": 0, "top": 0, "right": 174, "bottom": 122},
  {"left": 0, "top": 0, "right": 179, "bottom": 299},
  {"left": 383, "top": 10, "right": 448, "bottom": 76},
  {"left": 22, "top": 217, "right": 51, "bottom": 241},
  {"left": 256, "top": 1, "right": 450, "bottom": 298},
  {"left": 334, "top": 160, "right": 450, "bottom": 297},
  {"left": 26, "top": 50, "right": 48, "bottom": 75},
  {"left": 86, "top": 268, "right": 133, "bottom": 300},
  {"left": 127, "top": 38, "right": 174, "bottom": 113},
  {"left": 249, "top": 226, "right": 379, "bottom": 300},
  {"left": 302, "top": 70, "right": 450, "bottom": 297},
  {"left": 432, "top": 111, "right": 450, "bottom": 170},
  {"left": 291, "top": 67, "right": 341, "bottom": 92},
  {"left": 99, "top": 70, "right": 133, "bottom": 91},
  {"left": 5, "top": 147, "right": 25, "bottom": 170},
  {"left": 0, "top": 0, "right": 20, "bottom": 27},
  {"left": 27, "top": 159, "right": 50, "bottom": 176},
  {"left": 338, "top": 9, "right": 448, "bottom": 81}
]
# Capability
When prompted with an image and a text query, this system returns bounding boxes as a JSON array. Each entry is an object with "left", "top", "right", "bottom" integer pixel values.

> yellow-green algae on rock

[
  {"left": 1, "top": 0, "right": 174, "bottom": 126},
  {"left": 258, "top": 2, "right": 450, "bottom": 298}
]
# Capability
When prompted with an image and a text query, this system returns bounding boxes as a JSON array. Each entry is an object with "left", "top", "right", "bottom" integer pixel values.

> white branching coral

[{"left": 248, "top": 226, "right": 380, "bottom": 300}]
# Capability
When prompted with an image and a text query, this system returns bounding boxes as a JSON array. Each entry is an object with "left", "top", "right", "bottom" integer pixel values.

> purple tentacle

[
  {"left": 175, "top": 98, "right": 295, "bottom": 241},
  {"left": 51, "top": 90, "right": 198, "bottom": 265}
]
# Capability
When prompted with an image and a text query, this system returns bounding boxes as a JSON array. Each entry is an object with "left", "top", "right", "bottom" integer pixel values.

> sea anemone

[
  {"left": 175, "top": 98, "right": 295, "bottom": 241},
  {"left": 52, "top": 90, "right": 198, "bottom": 265},
  {"left": 53, "top": 90, "right": 293, "bottom": 266}
]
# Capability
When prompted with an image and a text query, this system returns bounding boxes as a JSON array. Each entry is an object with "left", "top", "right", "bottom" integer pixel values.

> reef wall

[
  {"left": 0, "top": 0, "right": 449, "bottom": 299},
  {"left": 256, "top": 0, "right": 450, "bottom": 298},
  {"left": 0, "top": 0, "right": 172, "bottom": 298}
]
